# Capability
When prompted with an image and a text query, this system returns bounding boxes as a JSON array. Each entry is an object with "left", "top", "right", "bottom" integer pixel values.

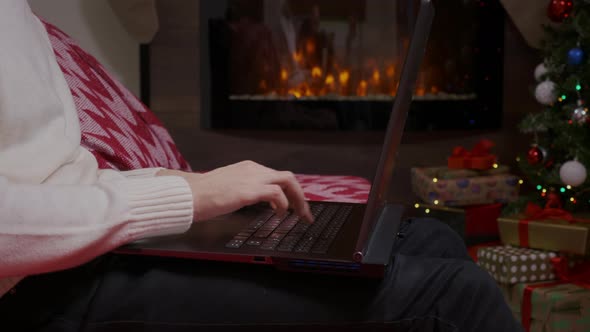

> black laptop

[{"left": 117, "top": 0, "right": 435, "bottom": 278}]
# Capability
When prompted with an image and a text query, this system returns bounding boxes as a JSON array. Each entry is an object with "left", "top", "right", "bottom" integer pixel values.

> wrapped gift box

[
  {"left": 498, "top": 215, "right": 590, "bottom": 256},
  {"left": 411, "top": 166, "right": 520, "bottom": 206},
  {"left": 413, "top": 203, "right": 502, "bottom": 244},
  {"left": 505, "top": 282, "right": 590, "bottom": 332},
  {"left": 477, "top": 246, "right": 559, "bottom": 284}
]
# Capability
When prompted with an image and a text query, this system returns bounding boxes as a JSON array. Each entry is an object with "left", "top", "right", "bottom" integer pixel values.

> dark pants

[{"left": 0, "top": 218, "right": 523, "bottom": 332}]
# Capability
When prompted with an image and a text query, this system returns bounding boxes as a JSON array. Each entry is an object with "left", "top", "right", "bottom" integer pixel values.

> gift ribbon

[
  {"left": 518, "top": 202, "right": 590, "bottom": 247},
  {"left": 521, "top": 257, "right": 590, "bottom": 332},
  {"left": 449, "top": 139, "right": 496, "bottom": 169}
]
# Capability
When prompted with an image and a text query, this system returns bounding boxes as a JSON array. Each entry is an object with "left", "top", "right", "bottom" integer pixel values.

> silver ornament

[
  {"left": 534, "top": 62, "right": 548, "bottom": 82},
  {"left": 535, "top": 80, "right": 556, "bottom": 105},
  {"left": 572, "top": 106, "right": 589, "bottom": 124}
]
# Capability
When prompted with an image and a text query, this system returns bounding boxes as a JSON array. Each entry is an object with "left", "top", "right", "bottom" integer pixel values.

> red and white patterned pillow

[{"left": 43, "top": 21, "right": 191, "bottom": 172}]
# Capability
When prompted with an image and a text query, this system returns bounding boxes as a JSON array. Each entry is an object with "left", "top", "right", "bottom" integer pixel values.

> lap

[{"left": 1, "top": 218, "right": 518, "bottom": 332}]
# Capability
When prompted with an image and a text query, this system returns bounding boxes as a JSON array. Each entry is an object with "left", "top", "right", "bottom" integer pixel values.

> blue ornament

[{"left": 568, "top": 47, "right": 585, "bottom": 65}]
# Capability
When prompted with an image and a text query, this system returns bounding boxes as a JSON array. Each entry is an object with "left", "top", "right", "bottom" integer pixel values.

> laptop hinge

[{"left": 357, "top": 203, "right": 405, "bottom": 265}]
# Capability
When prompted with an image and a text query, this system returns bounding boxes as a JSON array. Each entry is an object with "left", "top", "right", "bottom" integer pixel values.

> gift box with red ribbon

[
  {"left": 448, "top": 139, "right": 497, "bottom": 170},
  {"left": 411, "top": 166, "right": 520, "bottom": 206},
  {"left": 502, "top": 257, "right": 590, "bottom": 332},
  {"left": 498, "top": 203, "right": 590, "bottom": 255}
]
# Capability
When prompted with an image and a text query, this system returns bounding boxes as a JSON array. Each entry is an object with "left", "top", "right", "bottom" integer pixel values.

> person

[{"left": 0, "top": 1, "right": 523, "bottom": 331}]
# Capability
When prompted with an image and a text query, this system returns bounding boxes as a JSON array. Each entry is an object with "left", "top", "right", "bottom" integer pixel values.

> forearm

[{"left": 0, "top": 174, "right": 193, "bottom": 278}]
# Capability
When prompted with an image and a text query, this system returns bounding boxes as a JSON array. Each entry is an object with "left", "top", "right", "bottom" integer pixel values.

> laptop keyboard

[{"left": 225, "top": 203, "right": 353, "bottom": 254}]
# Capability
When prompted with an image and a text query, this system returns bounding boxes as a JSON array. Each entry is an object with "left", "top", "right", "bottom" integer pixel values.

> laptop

[{"left": 117, "top": 0, "right": 435, "bottom": 278}]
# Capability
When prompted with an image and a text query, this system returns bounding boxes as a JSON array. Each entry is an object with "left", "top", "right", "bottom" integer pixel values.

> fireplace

[{"left": 199, "top": 0, "right": 504, "bottom": 131}]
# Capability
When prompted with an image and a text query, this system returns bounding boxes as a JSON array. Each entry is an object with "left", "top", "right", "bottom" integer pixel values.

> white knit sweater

[{"left": 0, "top": 0, "right": 194, "bottom": 297}]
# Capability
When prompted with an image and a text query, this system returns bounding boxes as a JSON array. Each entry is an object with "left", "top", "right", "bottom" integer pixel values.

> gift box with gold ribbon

[
  {"left": 498, "top": 203, "right": 590, "bottom": 255},
  {"left": 502, "top": 257, "right": 590, "bottom": 332}
]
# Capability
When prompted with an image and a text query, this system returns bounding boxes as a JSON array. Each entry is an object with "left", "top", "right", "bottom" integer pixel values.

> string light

[
  {"left": 541, "top": 192, "right": 547, "bottom": 197},
  {"left": 536, "top": 185, "right": 543, "bottom": 190},
  {"left": 558, "top": 97, "right": 563, "bottom": 102},
  {"left": 576, "top": 84, "right": 582, "bottom": 91},
  {"left": 560, "top": 187, "right": 566, "bottom": 193},
  {"left": 414, "top": 203, "right": 420, "bottom": 208},
  {"left": 432, "top": 178, "right": 438, "bottom": 183},
  {"left": 516, "top": 157, "right": 521, "bottom": 162},
  {"left": 425, "top": 208, "right": 431, "bottom": 214},
  {"left": 492, "top": 163, "right": 499, "bottom": 169},
  {"left": 434, "top": 200, "right": 439, "bottom": 205},
  {"left": 567, "top": 185, "right": 572, "bottom": 190},
  {"left": 542, "top": 189, "right": 547, "bottom": 193},
  {"left": 570, "top": 197, "right": 575, "bottom": 202},
  {"left": 561, "top": 94, "right": 567, "bottom": 100},
  {"left": 518, "top": 179, "right": 524, "bottom": 185}
]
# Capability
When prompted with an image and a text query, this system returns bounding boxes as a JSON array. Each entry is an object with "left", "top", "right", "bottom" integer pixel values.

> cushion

[{"left": 43, "top": 21, "right": 191, "bottom": 172}]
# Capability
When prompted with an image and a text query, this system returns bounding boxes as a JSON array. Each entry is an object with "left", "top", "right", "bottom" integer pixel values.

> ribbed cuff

[
  {"left": 119, "top": 175, "right": 194, "bottom": 240},
  {"left": 119, "top": 168, "right": 164, "bottom": 179}
]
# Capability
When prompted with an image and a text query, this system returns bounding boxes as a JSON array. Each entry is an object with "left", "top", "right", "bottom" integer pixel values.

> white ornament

[
  {"left": 535, "top": 80, "right": 557, "bottom": 105},
  {"left": 560, "top": 160, "right": 587, "bottom": 186},
  {"left": 534, "top": 62, "right": 548, "bottom": 82}
]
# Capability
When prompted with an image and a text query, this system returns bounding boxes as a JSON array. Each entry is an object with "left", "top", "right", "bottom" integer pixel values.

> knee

[{"left": 405, "top": 217, "right": 463, "bottom": 243}]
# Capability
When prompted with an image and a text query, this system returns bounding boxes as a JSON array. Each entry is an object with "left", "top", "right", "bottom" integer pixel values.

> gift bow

[
  {"left": 522, "top": 257, "right": 590, "bottom": 332},
  {"left": 451, "top": 139, "right": 495, "bottom": 158},
  {"left": 522, "top": 202, "right": 590, "bottom": 224},
  {"left": 448, "top": 139, "right": 497, "bottom": 169}
]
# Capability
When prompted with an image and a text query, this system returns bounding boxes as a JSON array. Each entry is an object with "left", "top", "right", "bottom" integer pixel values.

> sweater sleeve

[{"left": 0, "top": 174, "right": 193, "bottom": 278}]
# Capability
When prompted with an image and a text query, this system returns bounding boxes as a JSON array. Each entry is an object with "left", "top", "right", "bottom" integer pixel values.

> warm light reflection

[
  {"left": 357, "top": 80, "right": 368, "bottom": 96},
  {"left": 311, "top": 66, "right": 322, "bottom": 79},
  {"left": 339, "top": 70, "right": 350, "bottom": 85}
]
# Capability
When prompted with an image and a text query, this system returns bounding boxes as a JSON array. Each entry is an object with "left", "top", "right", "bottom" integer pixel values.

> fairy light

[
  {"left": 541, "top": 192, "right": 547, "bottom": 197},
  {"left": 561, "top": 94, "right": 567, "bottom": 100},
  {"left": 516, "top": 157, "right": 521, "bottom": 162},
  {"left": 434, "top": 200, "right": 439, "bottom": 205},
  {"left": 570, "top": 197, "right": 575, "bottom": 202},
  {"left": 414, "top": 203, "right": 420, "bottom": 208},
  {"left": 518, "top": 179, "right": 524, "bottom": 185},
  {"left": 492, "top": 163, "right": 499, "bottom": 169},
  {"left": 567, "top": 185, "right": 572, "bottom": 190},
  {"left": 558, "top": 97, "right": 563, "bottom": 102},
  {"left": 576, "top": 84, "right": 582, "bottom": 91},
  {"left": 425, "top": 208, "right": 431, "bottom": 214},
  {"left": 560, "top": 187, "right": 566, "bottom": 193},
  {"left": 536, "top": 185, "right": 543, "bottom": 190},
  {"left": 542, "top": 189, "right": 547, "bottom": 193},
  {"left": 432, "top": 178, "right": 438, "bottom": 183}
]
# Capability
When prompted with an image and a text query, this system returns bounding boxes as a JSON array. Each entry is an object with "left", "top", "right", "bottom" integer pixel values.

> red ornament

[
  {"left": 527, "top": 145, "right": 545, "bottom": 165},
  {"left": 547, "top": 0, "right": 574, "bottom": 23}
]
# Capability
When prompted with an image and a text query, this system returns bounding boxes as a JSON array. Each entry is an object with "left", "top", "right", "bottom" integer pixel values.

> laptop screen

[{"left": 354, "top": 0, "right": 434, "bottom": 255}]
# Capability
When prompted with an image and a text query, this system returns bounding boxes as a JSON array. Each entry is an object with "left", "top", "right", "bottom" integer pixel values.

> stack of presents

[{"left": 411, "top": 140, "right": 590, "bottom": 332}]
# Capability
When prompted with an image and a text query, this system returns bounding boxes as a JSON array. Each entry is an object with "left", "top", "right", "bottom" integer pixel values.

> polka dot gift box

[{"left": 477, "top": 246, "right": 559, "bottom": 285}]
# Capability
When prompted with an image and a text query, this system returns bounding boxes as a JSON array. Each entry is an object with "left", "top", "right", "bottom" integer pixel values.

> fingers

[
  {"left": 271, "top": 171, "right": 314, "bottom": 223},
  {"left": 234, "top": 161, "right": 313, "bottom": 223},
  {"left": 259, "top": 184, "right": 290, "bottom": 217}
]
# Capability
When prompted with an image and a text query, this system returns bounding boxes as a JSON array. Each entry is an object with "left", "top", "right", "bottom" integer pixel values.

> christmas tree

[{"left": 517, "top": 0, "right": 589, "bottom": 213}]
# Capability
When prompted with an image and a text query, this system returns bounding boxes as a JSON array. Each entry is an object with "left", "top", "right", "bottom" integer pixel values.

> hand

[{"left": 158, "top": 161, "right": 313, "bottom": 223}]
